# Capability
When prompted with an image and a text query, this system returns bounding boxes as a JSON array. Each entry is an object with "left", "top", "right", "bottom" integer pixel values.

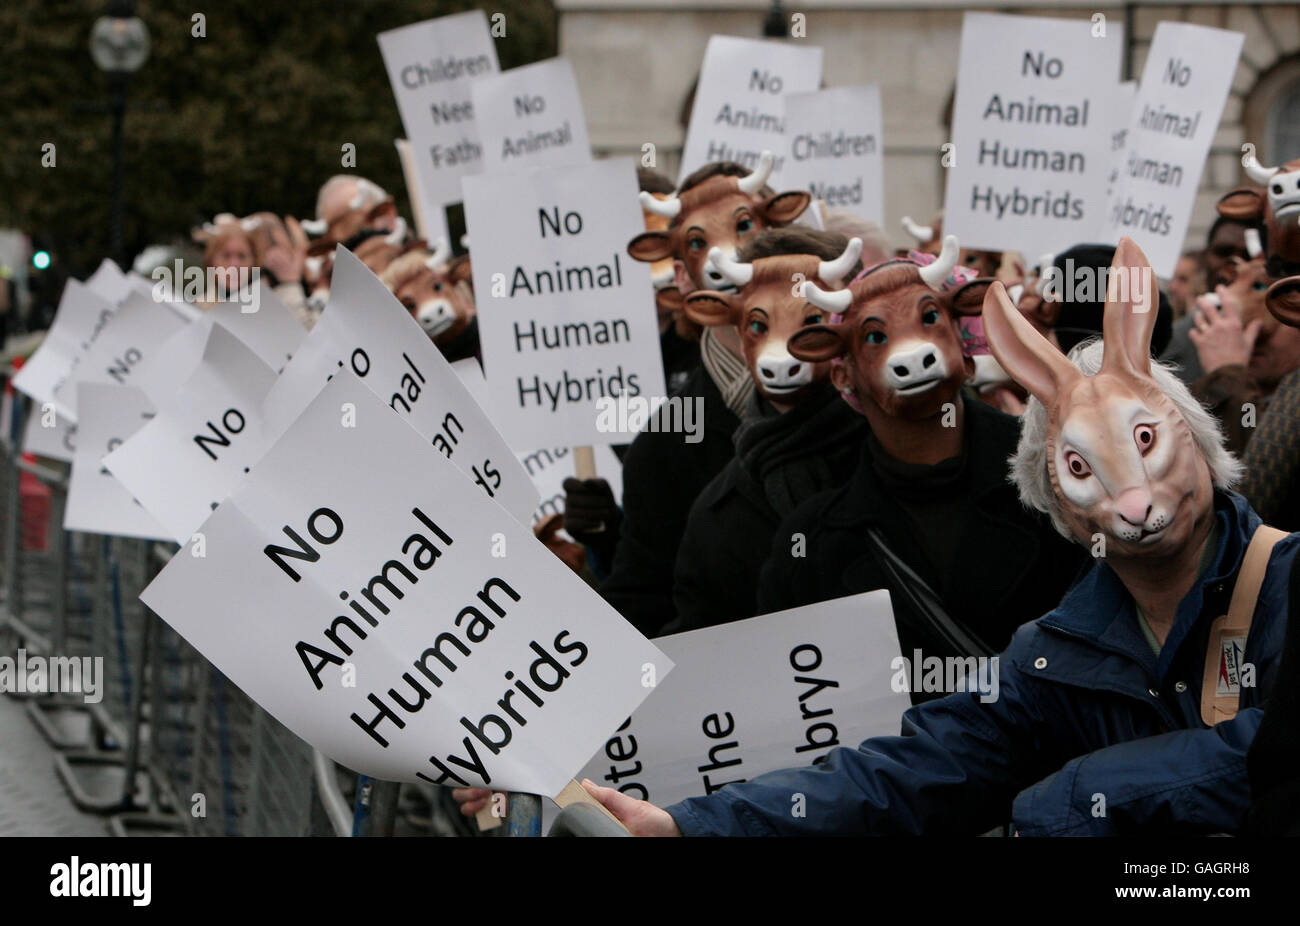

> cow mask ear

[
  {"left": 1216, "top": 187, "right": 1266, "bottom": 222},
  {"left": 628, "top": 231, "right": 674, "bottom": 263},
  {"left": 759, "top": 190, "right": 813, "bottom": 225},
  {"left": 683, "top": 291, "right": 740, "bottom": 328},
  {"left": 788, "top": 323, "right": 849, "bottom": 362},
  {"left": 944, "top": 279, "right": 995, "bottom": 316},
  {"left": 448, "top": 255, "right": 473, "bottom": 286},
  {"left": 1267, "top": 276, "right": 1300, "bottom": 329},
  {"left": 656, "top": 287, "right": 684, "bottom": 313}
]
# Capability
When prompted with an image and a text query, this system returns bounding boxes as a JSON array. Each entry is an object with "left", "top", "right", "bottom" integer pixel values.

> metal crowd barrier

[{"left": 0, "top": 373, "right": 579, "bottom": 837}]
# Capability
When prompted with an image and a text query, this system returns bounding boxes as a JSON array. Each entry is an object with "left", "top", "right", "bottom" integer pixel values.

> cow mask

[
  {"left": 684, "top": 238, "right": 862, "bottom": 406},
  {"left": 1217, "top": 150, "right": 1300, "bottom": 326},
  {"left": 627, "top": 151, "right": 812, "bottom": 292}
]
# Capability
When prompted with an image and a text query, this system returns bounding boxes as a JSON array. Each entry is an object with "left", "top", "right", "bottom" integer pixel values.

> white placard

[
  {"left": 104, "top": 325, "right": 276, "bottom": 545},
  {"left": 470, "top": 57, "right": 592, "bottom": 173},
  {"left": 21, "top": 409, "right": 77, "bottom": 463},
  {"left": 778, "top": 85, "right": 884, "bottom": 224},
  {"left": 942, "top": 13, "right": 1123, "bottom": 256},
  {"left": 139, "top": 371, "right": 672, "bottom": 794},
  {"left": 1098, "top": 23, "right": 1244, "bottom": 276},
  {"left": 12, "top": 281, "right": 116, "bottom": 408},
  {"left": 64, "top": 383, "right": 168, "bottom": 541},
  {"left": 678, "top": 36, "right": 823, "bottom": 182},
  {"left": 463, "top": 158, "right": 666, "bottom": 449},
  {"left": 454, "top": 359, "right": 626, "bottom": 526},
  {"left": 378, "top": 12, "right": 500, "bottom": 213},
  {"left": 50, "top": 292, "right": 188, "bottom": 422},
  {"left": 544, "top": 590, "right": 910, "bottom": 820},
  {"left": 1102, "top": 81, "right": 1140, "bottom": 202},
  {"left": 84, "top": 259, "right": 132, "bottom": 305},
  {"left": 257, "top": 248, "right": 539, "bottom": 525},
  {"left": 130, "top": 287, "right": 305, "bottom": 407}
]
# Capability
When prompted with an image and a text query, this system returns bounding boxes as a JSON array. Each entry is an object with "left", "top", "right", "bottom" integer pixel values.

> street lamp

[{"left": 89, "top": 1, "right": 150, "bottom": 268}]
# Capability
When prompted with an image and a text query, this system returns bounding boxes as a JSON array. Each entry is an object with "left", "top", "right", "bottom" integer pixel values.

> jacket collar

[{"left": 1038, "top": 489, "right": 1258, "bottom": 674}]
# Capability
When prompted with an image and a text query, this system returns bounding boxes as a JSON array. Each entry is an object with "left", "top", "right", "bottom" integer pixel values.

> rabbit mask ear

[
  {"left": 982, "top": 280, "right": 1079, "bottom": 407},
  {"left": 1101, "top": 237, "right": 1159, "bottom": 379}
]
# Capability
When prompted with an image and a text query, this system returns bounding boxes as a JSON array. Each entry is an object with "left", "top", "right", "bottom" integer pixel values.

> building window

[{"left": 1267, "top": 77, "right": 1300, "bottom": 165}]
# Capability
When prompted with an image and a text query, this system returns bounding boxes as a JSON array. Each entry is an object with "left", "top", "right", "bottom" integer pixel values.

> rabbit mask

[{"left": 982, "top": 238, "right": 1213, "bottom": 559}]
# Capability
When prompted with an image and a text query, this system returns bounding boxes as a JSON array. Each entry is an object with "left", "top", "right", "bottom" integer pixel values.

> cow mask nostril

[
  {"left": 893, "top": 365, "right": 908, "bottom": 376},
  {"left": 762, "top": 368, "right": 774, "bottom": 379},
  {"left": 789, "top": 364, "right": 801, "bottom": 376},
  {"left": 922, "top": 353, "right": 936, "bottom": 369}
]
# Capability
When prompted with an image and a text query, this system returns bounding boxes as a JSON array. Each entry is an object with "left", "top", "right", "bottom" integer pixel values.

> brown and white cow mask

[
  {"left": 382, "top": 239, "right": 476, "bottom": 344},
  {"left": 684, "top": 238, "right": 862, "bottom": 405},
  {"left": 1218, "top": 151, "right": 1300, "bottom": 325},
  {"left": 789, "top": 236, "right": 989, "bottom": 421},
  {"left": 982, "top": 237, "right": 1219, "bottom": 558},
  {"left": 627, "top": 152, "right": 813, "bottom": 292}
]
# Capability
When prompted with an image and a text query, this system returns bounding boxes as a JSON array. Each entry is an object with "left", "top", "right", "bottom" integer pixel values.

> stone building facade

[{"left": 556, "top": 1, "right": 1300, "bottom": 257}]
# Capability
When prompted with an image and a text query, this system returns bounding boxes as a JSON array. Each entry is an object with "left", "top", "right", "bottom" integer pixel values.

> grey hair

[{"left": 1010, "top": 338, "right": 1244, "bottom": 538}]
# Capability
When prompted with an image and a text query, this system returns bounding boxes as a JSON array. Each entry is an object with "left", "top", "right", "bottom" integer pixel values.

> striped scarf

[{"left": 699, "top": 327, "right": 755, "bottom": 417}]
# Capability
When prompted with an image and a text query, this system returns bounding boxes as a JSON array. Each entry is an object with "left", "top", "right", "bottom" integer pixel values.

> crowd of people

[{"left": 90, "top": 140, "right": 1300, "bottom": 836}]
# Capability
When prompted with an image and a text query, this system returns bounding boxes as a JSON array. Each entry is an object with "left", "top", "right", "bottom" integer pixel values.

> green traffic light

[{"left": 32, "top": 251, "right": 51, "bottom": 270}]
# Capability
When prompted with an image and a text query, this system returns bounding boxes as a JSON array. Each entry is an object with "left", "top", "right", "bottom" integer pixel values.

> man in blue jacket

[{"left": 582, "top": 240, "right": 1295, "bottom": 836}]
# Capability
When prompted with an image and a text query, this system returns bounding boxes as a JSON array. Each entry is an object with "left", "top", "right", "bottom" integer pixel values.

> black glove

[{"left": 562, "top": 477, "right": 622, "bottom": 541}]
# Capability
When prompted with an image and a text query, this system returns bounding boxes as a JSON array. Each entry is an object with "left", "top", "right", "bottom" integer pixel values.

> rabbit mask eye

[
  {"left": 1134, "top": 423, "right": 1156, "bottom": 455},
  {"left": 1064, "top": 450, "right": 1092, "bottom": 479}
]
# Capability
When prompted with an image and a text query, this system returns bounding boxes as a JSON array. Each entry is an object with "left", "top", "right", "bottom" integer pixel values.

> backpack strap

[{"left": 1201, "top": 525, "right": 1288, "bottom": 726}]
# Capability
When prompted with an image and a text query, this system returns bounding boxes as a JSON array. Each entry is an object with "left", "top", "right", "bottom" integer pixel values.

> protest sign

[
  {"left": 258, "top": 248, "right": 539, "bottom": 525},
  {"left": 378, "top": 12, "right": 500, "bottom": 221},
  {"left": 942, "top": 12, "right": 1124, "bottom": 256},
  {"left": 678, "top": 35, "right": 822, "bottom": 182},
  {"left": 1098, "top": 22, "right": 1244, "bottom": 276},
  {"left": 130, "top": 286, "right": 305, "bottom": 406},
  {"left": 103, "top": 325, "right": 275, "bottom": 545},
  {"left": 64, "top": 383, "right": 168, "bottom": 541},
  {"left": 139, "top": 371, "right": 672, "bottom": 794},
  {"left": 84, "top": 259, "right": 133, "bottom": 305},
  {"left": 50, "top": 292, "right": 188, "bottom": 422},
  {"left": 12, "top": 281, "right": 116, "bottom": 410},
  {"left": 1102, "top": 82, "right": 1140, "bottom": 202},
  {"left": 544, "top": 590, "right": 912, "bottom": 818},
  {"left": 463, "top": 158, "right": 666, "bottom": 449},
  {"left": 21, "top": 410, "right": 77, "bottom": 463},
  {"left": 778, "top": 85, "right": 884, "bottom": 224},
  {"left": 471, "top": 58, "right": 592, "bottom": 174},
  {"left": 454, "top": 358, "right": 625, "bottom": 523}
]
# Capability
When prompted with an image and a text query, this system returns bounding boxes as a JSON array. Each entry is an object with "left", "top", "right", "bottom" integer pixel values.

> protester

[
  {"left": 582, "top": 240, "right": 1297, "bottom": 836},
  {"left": 665, "top": 229, "right": 867, "bottom": 630},
  {"left": 757, "top": 237, "right": 1087, "bottom": 676},
  {"left": 1161, "top": 215, "right": 1266, "bottom": 382},
  {"left": 1188, "top": 257, "right": 1300, "bottom": 455},
  {"left": 242, "top": 211, "right": 316, "bottom": 329},
  {"left": 568, "top": 155, "right": 812, "bottom": 634},
  {"left": 1168, "top": 250, "right": 1203, "bottom": 318}
]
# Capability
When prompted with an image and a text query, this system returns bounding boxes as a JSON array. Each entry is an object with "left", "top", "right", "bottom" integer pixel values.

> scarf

[
  {"left": 732, "top": 384, "right": 866, "bottom": 518},
  {"left": 700, "top": 327, "right": 755, "bottom": 417}
]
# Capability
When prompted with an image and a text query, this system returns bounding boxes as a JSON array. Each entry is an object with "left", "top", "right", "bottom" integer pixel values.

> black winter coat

[
  {"left": 757, "top": 399, "right": 1088, "bottom": 679},
  {"left": 665, "top": 386, "right": 867, "bottom": 633},
  {"left": 599, "top": 364, "right": 739, "bottom": 636}
]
